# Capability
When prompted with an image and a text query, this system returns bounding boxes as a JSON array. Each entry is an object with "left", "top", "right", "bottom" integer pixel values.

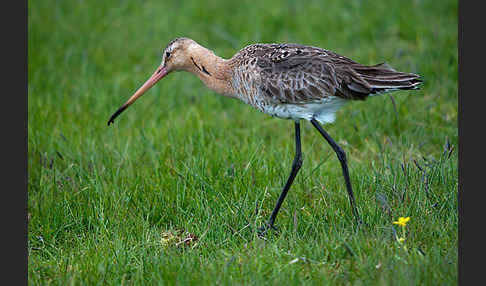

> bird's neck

[{"left": 186, "top": 45, "right": 236, "bottom": 98}]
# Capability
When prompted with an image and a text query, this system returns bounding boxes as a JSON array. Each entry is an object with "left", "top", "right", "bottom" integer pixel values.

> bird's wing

[{"left": 255, "top": 45, "right": 374, "bottom": 104}]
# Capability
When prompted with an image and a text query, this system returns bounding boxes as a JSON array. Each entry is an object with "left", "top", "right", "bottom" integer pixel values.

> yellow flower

[
  {"left": 397, "top": 237, "right": 405, "bottom": 243},
  {"left": 393, "top": 216, "right": 410, "bottom": 227}
]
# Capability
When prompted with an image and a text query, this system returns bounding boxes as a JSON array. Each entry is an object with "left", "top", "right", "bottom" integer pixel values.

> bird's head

[
  {"left": 161, "top": 37, "right": 199, "bottom": 73},
  {"left": 107, "top": 37, "right": 198, "bottom": 125}
]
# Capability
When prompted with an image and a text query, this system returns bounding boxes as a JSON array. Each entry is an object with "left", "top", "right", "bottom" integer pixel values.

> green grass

[{"left": 28, "top": 0, "right": 458, "bottom": 284}]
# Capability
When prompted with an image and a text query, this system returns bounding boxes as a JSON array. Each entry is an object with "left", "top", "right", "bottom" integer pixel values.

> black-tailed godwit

[{"left": 108, "top": 37, "right": 422, "bottom": 234}]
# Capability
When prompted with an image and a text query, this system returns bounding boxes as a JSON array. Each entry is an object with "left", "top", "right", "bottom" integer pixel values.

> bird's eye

[{"left": 165, "top": 51, "right": 171, "bottom": 58}]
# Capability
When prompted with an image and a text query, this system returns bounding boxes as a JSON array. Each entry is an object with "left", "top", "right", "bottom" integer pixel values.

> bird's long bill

[{"left": 107, "top": 66, "right": 168, "bottom": 125}]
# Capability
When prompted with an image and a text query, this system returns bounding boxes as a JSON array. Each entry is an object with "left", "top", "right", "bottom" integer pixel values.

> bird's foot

[
  {"left": 257, "top": 224, "right": 279, "bottom": 238},
  {"left": 354, "top": 218, "right": 369, "bottom": 231}
]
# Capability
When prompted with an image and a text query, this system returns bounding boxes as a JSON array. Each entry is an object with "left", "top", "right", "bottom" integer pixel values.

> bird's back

[{"left": 227, "top": 43, "right": 421, "bottom": 123}]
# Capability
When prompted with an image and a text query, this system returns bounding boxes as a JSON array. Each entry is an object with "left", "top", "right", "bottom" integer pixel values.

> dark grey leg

[
  {"left": 310, "top": 118, "right": 362, "bottom": 225},
  {"left": 259, "top": 121, "right": 303, "bottom": 236}
]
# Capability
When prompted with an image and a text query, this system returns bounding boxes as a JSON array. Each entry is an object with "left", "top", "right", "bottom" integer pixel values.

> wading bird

[{"left": 108, "top": 37, "right": 421, "bottom": 234}]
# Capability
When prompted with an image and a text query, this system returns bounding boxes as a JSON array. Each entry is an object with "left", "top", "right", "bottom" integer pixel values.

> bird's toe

[{"left": 257, "top": 224, "right": 279, "bottom": 238}]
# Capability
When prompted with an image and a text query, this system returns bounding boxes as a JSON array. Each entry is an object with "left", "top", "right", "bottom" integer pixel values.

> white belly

[{"left": 261, "top": 96, "right": 347, "bottom": 124}]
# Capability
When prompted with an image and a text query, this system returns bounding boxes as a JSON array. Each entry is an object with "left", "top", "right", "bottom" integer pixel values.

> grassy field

[{"left": 28, "top": 0, "right": 458, "bottom": 284}]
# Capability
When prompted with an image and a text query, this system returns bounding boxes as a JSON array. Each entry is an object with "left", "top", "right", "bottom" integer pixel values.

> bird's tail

[{"left": 355, "top": 63, "right": 422, "bottom": 95}]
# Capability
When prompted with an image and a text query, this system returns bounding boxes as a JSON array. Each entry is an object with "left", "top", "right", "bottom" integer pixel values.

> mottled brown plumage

[
  {"left": 227, "top": 42, "right": 421, "bottom": 123},
  {"left": 232, "top": 42, "right": 421, "bottom": 101}
]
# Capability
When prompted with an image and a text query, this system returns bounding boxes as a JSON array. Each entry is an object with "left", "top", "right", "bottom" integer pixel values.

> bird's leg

[
  {"left": 259, "top": 121, "right": 303, "bottom": 236},
  {"left": 310, "top": 118, "right": 362, "bottom": 226}
]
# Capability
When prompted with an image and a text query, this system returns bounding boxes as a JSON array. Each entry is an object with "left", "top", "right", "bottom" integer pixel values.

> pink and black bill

[{"left": 108, "top": 65, "right": 168, "bottom": 125}]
